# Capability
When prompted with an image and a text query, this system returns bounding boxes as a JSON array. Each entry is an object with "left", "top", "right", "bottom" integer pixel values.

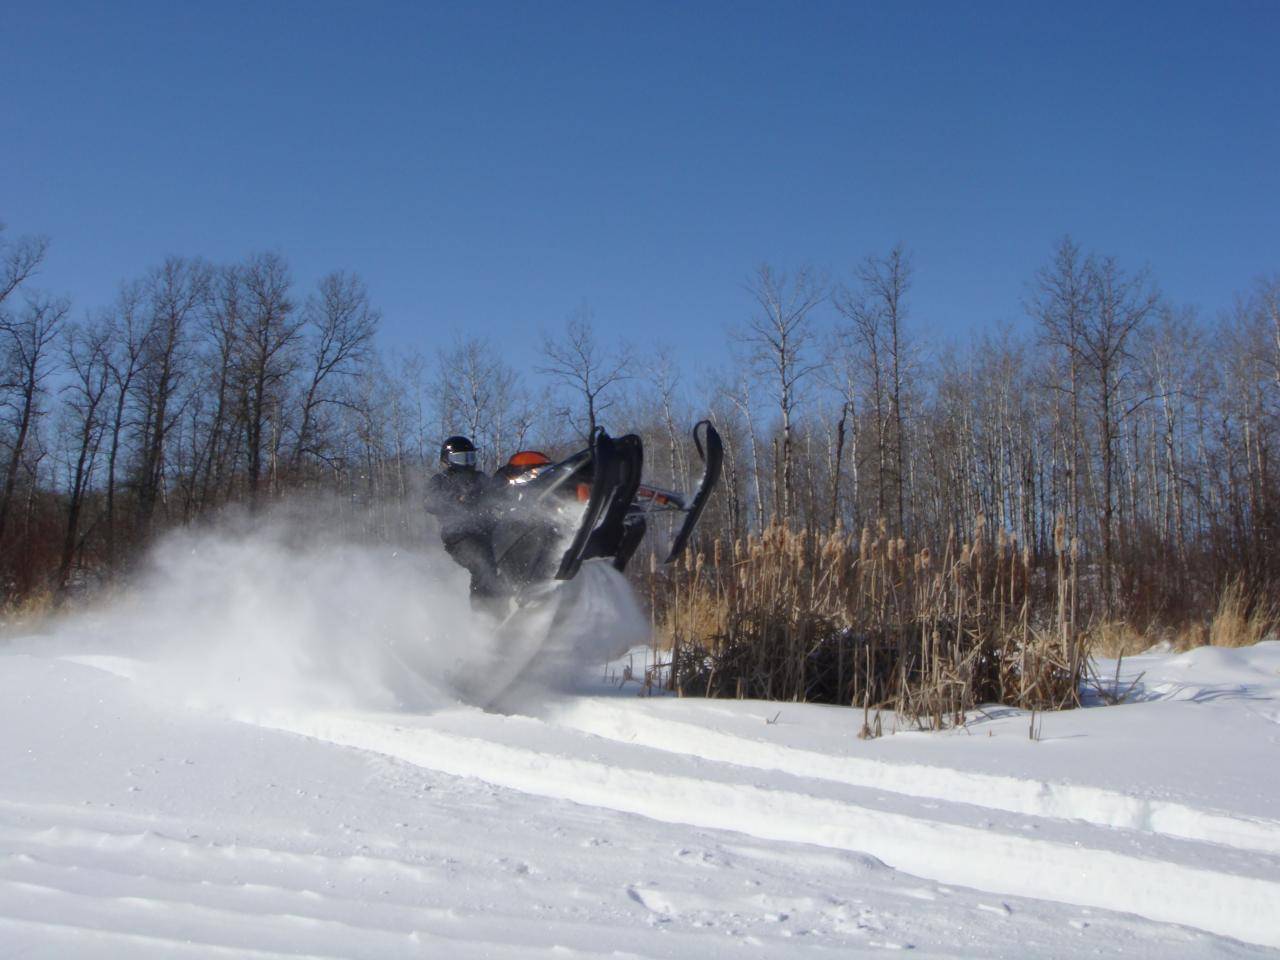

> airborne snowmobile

[
  {"left": 487, "top": 420, "right": 723, "bottom": 605},
  {"left": 439, "top": 421, "right": 720, "bottom": 709}
]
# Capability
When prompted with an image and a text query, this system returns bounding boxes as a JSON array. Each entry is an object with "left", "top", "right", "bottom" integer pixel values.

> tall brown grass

[
  {"left": 650, "top": 516, "right": 1086, "bottom": 730},
  {"left": 1084, "top": 579, "right": 1278, "bottom": 658}
]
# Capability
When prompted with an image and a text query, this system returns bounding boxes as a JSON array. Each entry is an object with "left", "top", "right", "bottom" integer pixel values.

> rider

[
  {"left": 425, "top": 436, "right": 507, "bottom": 614},
  {"left": 488, "top": 449, "right": 564, "bottom": 592}
]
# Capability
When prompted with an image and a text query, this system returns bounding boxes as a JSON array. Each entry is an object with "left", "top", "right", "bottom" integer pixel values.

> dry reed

[{"left": 650, "top": 516, "right": 1087, "bottom": 729}]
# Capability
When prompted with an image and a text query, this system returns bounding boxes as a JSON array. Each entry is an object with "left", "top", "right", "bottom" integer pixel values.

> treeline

[{"left": 1, "top": 221, "right": 1277, "bottom": 642}]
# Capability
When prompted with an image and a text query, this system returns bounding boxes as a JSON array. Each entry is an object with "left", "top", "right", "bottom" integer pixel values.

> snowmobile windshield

[{"left": 446, "top": 449, "right": 477, "bottom": 467}]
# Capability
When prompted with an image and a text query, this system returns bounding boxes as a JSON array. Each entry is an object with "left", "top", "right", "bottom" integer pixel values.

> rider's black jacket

[{"left": 424, "top": 466, "right": 498, "bottom": 545}]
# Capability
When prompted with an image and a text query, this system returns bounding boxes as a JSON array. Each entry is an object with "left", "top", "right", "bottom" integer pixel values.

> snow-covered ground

[{"left": 3, "top": 527, "right": 1279, "bottom": 957}]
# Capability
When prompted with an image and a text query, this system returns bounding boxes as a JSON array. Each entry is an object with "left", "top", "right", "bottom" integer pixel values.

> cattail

[
  {"left": 920, "top": 547, "right": 932, "bottom": 571},
  {"left": 859, "top": 526, "right": 870, "bottom": 562},
  {"left": 1053, "top": 514, "right": 1066, "bottom": 555},
  {"left": 713, "top": 539, "right": 723, "bottom": 569}
]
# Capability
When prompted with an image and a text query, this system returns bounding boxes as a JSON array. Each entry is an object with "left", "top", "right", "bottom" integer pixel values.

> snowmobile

[
  {"left": 447, "top": 420, "right": 721, "bottom": 709},
  {"left": 488, "top": 420, "right": 723, "bottom": 604}
]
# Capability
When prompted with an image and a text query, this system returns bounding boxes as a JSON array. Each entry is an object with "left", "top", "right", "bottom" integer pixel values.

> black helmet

[{"left": 440, "top": 435, "right": 477, "bottom": 468}]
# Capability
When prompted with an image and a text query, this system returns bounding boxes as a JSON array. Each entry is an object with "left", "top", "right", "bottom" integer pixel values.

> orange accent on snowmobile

[
  {"left": 508, "top": 450, "right": 552, "bottom": 469},
  {"left": 636, "top": 485, "right": 671, "bottom": 505},
  {"left": 636, "top": 484, "right": 685, "bottom": 508}
]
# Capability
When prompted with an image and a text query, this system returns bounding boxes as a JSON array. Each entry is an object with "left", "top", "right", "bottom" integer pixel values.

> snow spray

[{"left": 43, "top": 499, "right": 651, "bottom": 716}]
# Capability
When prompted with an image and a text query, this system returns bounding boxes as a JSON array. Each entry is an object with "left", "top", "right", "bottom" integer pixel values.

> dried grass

[
  {"left": 649, "top": 515, "right": 1087, "bottom": 729},
  {"left": 1207, "top": 579, "right": 1276, "bottom": 648},
  {"left": 1084, "top": 621, "right": 1148, "bottom": 659},
  {"left": 1085, "top": 579, "right": 1277, "bottom": 657},
  {"left": 0, "top": 585, "right": 56, "bottom": 635}
]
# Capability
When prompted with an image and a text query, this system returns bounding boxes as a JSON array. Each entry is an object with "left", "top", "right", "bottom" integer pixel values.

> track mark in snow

[
  {"left": 244, "top": 708, "right": 1280, "bottom": 950},
  {"left": 0, "top": 916, "right": 350, "bottom": 960},
  {"left": 547, "top": 700, "right": 1280, "bottom": 856}
]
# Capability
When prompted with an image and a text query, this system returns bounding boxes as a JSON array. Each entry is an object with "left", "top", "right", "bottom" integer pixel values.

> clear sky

[{"left": 3, "top": 1, "right": 1277, "bottom": 383}]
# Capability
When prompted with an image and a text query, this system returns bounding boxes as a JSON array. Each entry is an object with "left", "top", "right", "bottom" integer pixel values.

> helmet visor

[{"left": 446, "top": 449, "right": 477, "bottom": 467}]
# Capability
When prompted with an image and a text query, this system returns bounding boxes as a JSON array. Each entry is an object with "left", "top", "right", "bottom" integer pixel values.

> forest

[{"left": 2, "top": 222, "right": 1276, "bottom": 717}]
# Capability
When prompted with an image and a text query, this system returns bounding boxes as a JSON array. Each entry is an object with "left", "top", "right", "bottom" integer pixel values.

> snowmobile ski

[
  {"left": 580, "top": 433, "right": 644, "bottom": 567},
  {"left": 663, "top": 420, "right": 723, "bottom": 564},
  {"left": 554, "top": 430, "right": 618, "bottom": 581},
  {"left": 554, "top": 431, "right": 645, "bottom": 581}
]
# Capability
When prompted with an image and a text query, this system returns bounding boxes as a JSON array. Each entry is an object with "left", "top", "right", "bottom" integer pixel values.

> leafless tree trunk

[
  {"left": 1081, "top": 255, "right": 1159, "bottom": 614},
  {"left": 0, "top": 295, "right": 68, "bottom": 546},
  {"left": 1032, "top": 238, "right": 1090, "bottom": 553},
  {"left": 740, "top": 264, "right": 825, "bottom": 526},
  {"left": 103, "top": 284, "right": 149, "bottom": 567},
  {"left": 849, "top": 246, "right": 913, "bottom": 533},
  {"left": 238, "top": 252, "right": 300, "bottom": 505},
  {"left": 56, "top": 317, "right": 113, "bottom": 593},
  {"left": 135, "top": 258, "right": 209, "bottom": 531}
]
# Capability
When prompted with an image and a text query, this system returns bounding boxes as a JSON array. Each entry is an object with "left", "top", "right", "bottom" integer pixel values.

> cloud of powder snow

[{"left": 39, "top": 498, "right": 650, "bottom": 715}]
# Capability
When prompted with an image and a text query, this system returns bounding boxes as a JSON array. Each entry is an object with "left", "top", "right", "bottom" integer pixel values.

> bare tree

[
  {"left": 722, "top": 372, "right": 768, "bottom": 529},
  {"left": 293, "top": 271, "right": 379, "bottom": 472},
  {"left": 1256, "top": 274, "right": 1280, "bottom": 394},
  {"left": 1031, "top": 237, "right": 1091, "bottom": 549},
  {"left": 646, "top": 346, "right": 688, "bottom": 490},
  {"left": 834, "top": 247, "right": 914, "bottom": 533},
  {"left": 56, "top": 315, "right": 113, "bottom": 592},
  {"left": 539, "top": 304, "right": 631, "bottom": 444},
  {"left": 0, "top": 225, "right": 56, "bottom": 554},
  {"left": 237, "top": 252, "right": 300, "bottom": 503},
  {"left": 1082, "top": 256, "right": 1159, "bottom": 613},
  {"left": 0, "top": 294, "right": 68, "bottom": 546},
  {"left": 0, "top": 226, "right": 48, "bottom": 308},
  {"left": 193, "top": 265, "right": 245, "bottom": 507},
  {"left": 134, "top": 258, "right": 210, "bottom": 530},
  {"left": 102, "top": 283, "right": 150, "bottom": 566},
  {"left": 862, "top": 247, "right": 912, "bottom": 532},
  {"left": 739, "top": 265, "right": 826, "bottom": 524}
]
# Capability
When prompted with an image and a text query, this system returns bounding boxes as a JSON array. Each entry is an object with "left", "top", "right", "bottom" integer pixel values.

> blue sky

[{"left": 3, "top": 1, "right": 1277, "bottom": 385}]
